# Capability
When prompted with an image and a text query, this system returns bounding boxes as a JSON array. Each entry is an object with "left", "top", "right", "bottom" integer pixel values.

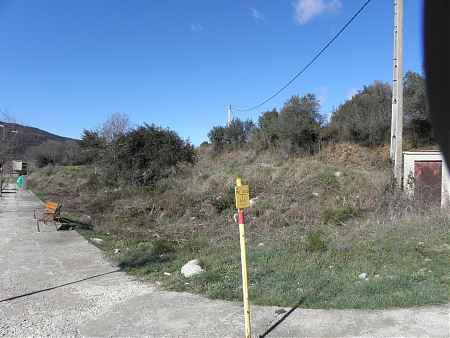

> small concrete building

[
  {"left": 12, "top": 160, "right": 27, "bottom": 175},
  {"left": 403, "top": 150, "right": 450, "bottom": 208}
]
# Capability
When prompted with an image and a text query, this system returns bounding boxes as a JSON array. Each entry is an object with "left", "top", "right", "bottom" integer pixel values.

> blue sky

[{"left": 0, "top": 0, "right": 423, "bottom": 144}]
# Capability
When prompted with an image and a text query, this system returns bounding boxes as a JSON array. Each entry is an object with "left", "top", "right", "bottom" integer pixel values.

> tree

[
  {"left": 330, "top": 82, "right": 392, "bottom": 146},
  {"left": 79, "top": 129, "right": 106, "bottom": 163},
  {"left": 224, "top": 119, "right": 254, "bottom": 145},
  {"left": 208, "top": 118, "right": 255, "bottom": 152},
  {"left": 256, "top": 109, "right": 280, "bottom": 148},
  {"left": 208, "top": 126, "right": 226, "bottom": 152},
  {"left": 278, "top": 94, "right": 322, "bottom": 153},
  {"left": 99, "top": 112, "right": 131, "bottom": 144},
  {"left": 404, "top": 71, "right": 433, "bottom": 146}
]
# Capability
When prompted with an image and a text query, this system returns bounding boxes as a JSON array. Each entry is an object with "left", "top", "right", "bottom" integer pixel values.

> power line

[{"left": 232, "top": 0, "right": 373, "bottom": 113}]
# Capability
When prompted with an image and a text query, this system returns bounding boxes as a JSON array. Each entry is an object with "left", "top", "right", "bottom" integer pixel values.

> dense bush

[
  {"left": 254, "top": 109, "right": 280, "bottom": 148},
  {"left": 78, "top": 114, "right": 195, "bottom": 187},
  {"left": 403, "top": 71, "right": 434, "bottom": 147},
  {"left": 208, "top": 118, "right": 254, "bottom": 152},
  {"left": 329, "top": 72, "right": 433, "bottom": 148},
  {"left": 209, "top": 94, "right": 323, "bottom": 155},
  {"left": 79, "top": 129, "right": 106, "bottom": 164},
  {"left": 329, "top": 81, "right": 392, "bottom": 146},
  {"left": 113, "top": 124, "right": 196, "bottom": 186},
  {"left": 277, "top": 94, "right": 322, "bottom": 154}
]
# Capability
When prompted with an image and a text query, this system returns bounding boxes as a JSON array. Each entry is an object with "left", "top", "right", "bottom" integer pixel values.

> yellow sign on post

[
  {"left": 235, "top": 184, "right": 250, "bottom": 209},
  {"left": 235, "top": 177, "right": 252, "bottom": 338}
]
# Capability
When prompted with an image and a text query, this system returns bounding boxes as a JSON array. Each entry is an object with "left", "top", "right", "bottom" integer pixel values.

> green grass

[
  {"left": 79, "top": 220, "right": 449, "bottom": 309},
  {"left": 33, "top": 191, "right": 45, "bottom": 201}
]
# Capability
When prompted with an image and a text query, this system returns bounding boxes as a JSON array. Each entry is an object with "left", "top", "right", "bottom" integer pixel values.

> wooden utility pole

[{"left": 391, "top": 0, "right": 404, "bottom": 186}]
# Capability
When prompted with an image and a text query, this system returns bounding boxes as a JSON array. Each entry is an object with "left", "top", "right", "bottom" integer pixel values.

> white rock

[
  {"left": 358, "top": 272, "right": 368, "bottom": 280},
  {"left": 312, "top": 192, "right": 320, "bottom": 197},
  {"left": 90, "top": 238, "right": 104, "bottom": 245},
  {"left": 80, "top": 214, "right": 92, "bottom": 224},
  {"left": 334, "top": 171, "right": 343, "bottom": 177},
  {"left": 114, "top": 248, "right": 120, "bottom": 254},
  {"left": 181, "top": 259, "right": 204, "bottom": 278},
  {"left": 163, "top": 272, "right": 171, "bottom": 276},
  {"left": 257, "top": 242, "right": 265, "bottom": 247}
]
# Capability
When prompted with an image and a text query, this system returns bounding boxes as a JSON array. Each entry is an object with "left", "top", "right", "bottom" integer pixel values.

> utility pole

[
  {"left": 227, "top": 104, "right": 232, "bottom": 127},
  {"left": 0, "top": 125, "right": 5, "bottom": 141},
  {"left": 391, "top": 0, "right": 404, "bottom": 186},
  {"left": 390, "top": 1, "right": 398, "bottom": 161}
]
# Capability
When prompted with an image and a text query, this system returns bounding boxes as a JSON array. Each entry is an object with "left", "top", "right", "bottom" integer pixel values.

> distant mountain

[{"left": 0, "top": 121, "right": 77, "bottom": 159}]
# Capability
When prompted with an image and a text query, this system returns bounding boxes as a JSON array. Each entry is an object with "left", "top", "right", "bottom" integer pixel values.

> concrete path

[{"left": 0, "top": 188, "right": 448, "bottom": 338}]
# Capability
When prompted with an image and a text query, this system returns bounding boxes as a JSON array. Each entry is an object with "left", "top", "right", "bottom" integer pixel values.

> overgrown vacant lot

[{"left": 28, "top": 144, "right": 450, "bottom": 309}]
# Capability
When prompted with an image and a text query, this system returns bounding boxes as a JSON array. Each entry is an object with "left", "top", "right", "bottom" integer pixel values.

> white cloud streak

[
  {"left": 293, "top": 0, "right": 342, "bottom": 25},
  {"left": 250, "top": 7, "right": 264, "bottom": 21},
  {"left": 190, "top": 23, "right": 204, "bottom": 32}
]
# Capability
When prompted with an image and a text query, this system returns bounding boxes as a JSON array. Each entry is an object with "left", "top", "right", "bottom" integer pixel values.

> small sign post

[{"left": 235, "top": 177, "right": 251, "bottom": 338}]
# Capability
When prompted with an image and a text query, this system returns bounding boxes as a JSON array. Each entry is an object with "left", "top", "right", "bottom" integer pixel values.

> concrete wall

[{"left": 403, "top": 151, "right": 450, "bottom": 208}]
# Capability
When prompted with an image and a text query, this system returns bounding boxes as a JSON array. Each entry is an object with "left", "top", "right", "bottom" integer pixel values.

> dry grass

[{"left": 28, "top": 144, "right": 450, "bottom": 308}]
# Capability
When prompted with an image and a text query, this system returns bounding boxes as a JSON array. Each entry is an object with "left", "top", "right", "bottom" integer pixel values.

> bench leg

[{"left": 34, "top": 209, "right": 40, "bottom": 232}]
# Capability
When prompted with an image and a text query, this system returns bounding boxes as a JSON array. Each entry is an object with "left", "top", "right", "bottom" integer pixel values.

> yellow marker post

[{"left": 235, "top": 177, "right": 251, "bottom": 338}]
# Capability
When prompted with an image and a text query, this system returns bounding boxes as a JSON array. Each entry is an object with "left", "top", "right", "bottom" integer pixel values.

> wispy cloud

[
  {"left": 190, "top": 23, "right": 204, "bottom": 32},
  {"left": 250, "top": 7, "right": 264, "bottom": 22},
  {"left": 293, "top": 0, "right": 342, "bottom": 25}
]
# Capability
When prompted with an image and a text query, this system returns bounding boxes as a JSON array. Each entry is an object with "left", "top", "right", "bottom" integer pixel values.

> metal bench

[{"left": 34, "top": 202, "right": 62, "bottom": 232}]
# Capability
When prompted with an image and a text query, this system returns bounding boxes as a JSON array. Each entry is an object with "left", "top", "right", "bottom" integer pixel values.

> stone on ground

[{"left": 181, "top": 259, "right": 204, "bottom": 277}]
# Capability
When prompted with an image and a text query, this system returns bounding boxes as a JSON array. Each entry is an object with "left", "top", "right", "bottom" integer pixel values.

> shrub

[
  {"left": 210, "top": 185, "right": 235, "bottom": 213},
  {"left": 403, "top": 71, "right": 434, "bottom": 147},
  {"left": 208, "top": 126, "right": 226, "bottom": 152},
  {"left": 329, "top": 82, "right": 392, "bottom": 146},
  {"left": 113, "top": 124, "right": 196, "bottom": 186},
  {"left": 251, "top": 95, "right": 323, "bottom": 154},
  {"left": 278, "top": 94, "right": 322, "bottom": 154},
  {"left": 255, "top": 109, "right": 280, "bottom": 149},
  {"left": 305, "top": 230, "right": 327, "bottom": 252},
  {"left": 119, "top": 240, "right": 176, "bottom": 269},
  {"left": 321, "top": 207, "right": 357, "bottom": 225},
  {"left": 208, "top": 118, "right": 255, "bottom": 152},
  {"left": 79, "top": 129, "right": 106, "bottom": 164}
]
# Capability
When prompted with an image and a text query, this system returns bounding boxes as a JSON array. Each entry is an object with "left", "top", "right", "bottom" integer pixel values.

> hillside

[
  {"left": 28, "top": 144, "right": 450, "bottom": 309},
  {"left": 0, "top": 121, "right": 76, "bottom": 159}
]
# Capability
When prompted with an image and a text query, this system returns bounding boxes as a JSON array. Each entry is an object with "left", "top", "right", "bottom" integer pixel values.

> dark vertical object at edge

[{"left": 424, "top": 1, "right": 450, "bottom": 165}]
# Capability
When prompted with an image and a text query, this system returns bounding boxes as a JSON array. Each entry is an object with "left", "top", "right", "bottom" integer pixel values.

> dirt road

[{"left": 0, "top": 188, "right": 448, "bottom": 337}]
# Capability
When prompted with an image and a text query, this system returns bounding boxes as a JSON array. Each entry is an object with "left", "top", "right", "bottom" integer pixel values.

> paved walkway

[{"left": 0, "top": 188, "right": 448, "bottom": 337}]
